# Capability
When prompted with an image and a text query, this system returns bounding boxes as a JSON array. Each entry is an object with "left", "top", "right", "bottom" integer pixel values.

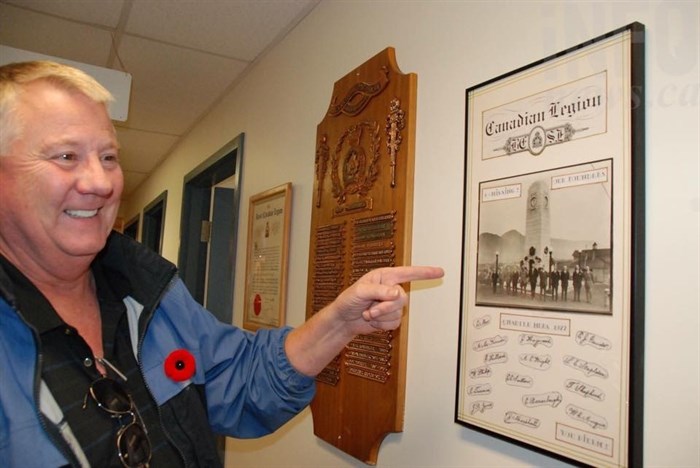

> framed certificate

[
  {"left": 456, "top": 23, "right": 645, "bottom": 467},
  {"left": 243, "top": 183, "right": 292, "bottom": 331}
]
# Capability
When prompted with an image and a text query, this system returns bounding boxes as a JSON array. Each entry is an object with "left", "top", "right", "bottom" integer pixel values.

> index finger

[{"left": 376, "top": 266, "right": 444, "bottom": 286}]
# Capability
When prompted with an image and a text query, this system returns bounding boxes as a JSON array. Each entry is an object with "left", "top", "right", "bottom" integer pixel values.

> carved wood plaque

[{"left": 305, "top": 48, "right": 417, "bottom": 465}]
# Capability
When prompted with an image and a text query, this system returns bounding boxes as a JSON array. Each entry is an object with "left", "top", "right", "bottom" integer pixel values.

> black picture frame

[{"left": 456, "top": 22, "right": 645, "bottom": 467}]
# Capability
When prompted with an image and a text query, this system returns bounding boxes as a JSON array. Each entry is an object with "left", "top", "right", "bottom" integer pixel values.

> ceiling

[{"left": 0, "top": 0, "right": 319, "bottom": 197}]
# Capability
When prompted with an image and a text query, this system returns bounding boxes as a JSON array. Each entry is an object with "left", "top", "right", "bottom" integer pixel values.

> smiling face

[{"left": 0, "top": 80, "right": 123, "bottom": 273}]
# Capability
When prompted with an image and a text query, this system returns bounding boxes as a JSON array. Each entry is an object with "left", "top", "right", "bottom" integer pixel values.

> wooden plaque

[{"left": 305, "top": 48, "right": 417, "bottom": 464}]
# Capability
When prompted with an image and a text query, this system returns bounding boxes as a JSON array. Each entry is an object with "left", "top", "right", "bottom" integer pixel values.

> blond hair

[{"left": 0, "top": 61, "right": 114, "bottom": 154}]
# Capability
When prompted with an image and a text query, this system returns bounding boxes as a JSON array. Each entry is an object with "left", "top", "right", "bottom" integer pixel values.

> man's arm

[{"left": 284, "top": 266, "right": 444, "bottom": 377}]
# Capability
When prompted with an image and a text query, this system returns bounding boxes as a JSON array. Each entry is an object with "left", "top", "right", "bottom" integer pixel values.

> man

[
  {"left": 560, "top": 265, "right": 570, "bottom": 301},
  {"left": 538, "top": 267, "right": 547, "bottom": 300},
  {"left": 583, "top": 266, "right": 593, "bottom": 303},
  {"left": 573, "top": 265, "right": 583, "bottom": 302},
  {"left": 0, "top": 61, "right": 443, "bottom": 467},
  {"left": 550, "top": 266, "right": 560, "bottom": 301},
  {"left": 529, "top": 265, "right": 538, "bottom": 299}
]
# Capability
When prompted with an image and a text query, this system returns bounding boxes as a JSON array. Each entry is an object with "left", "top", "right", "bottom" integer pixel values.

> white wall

[{"left": 124, "top": 1, "right": 699, "bottom": 467}]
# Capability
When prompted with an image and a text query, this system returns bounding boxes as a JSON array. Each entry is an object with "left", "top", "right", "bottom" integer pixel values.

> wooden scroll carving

[{"left": 305, "top": 47, "right": 417, "bottom": 465}]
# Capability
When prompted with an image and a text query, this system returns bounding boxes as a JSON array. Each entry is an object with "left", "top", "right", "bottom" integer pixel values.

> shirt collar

[
  {"left": 0, "top": 254, "right": 63, "bottom": 334},
  {"left": 0, "top": 254, "right": 127, "bottom": 335}
]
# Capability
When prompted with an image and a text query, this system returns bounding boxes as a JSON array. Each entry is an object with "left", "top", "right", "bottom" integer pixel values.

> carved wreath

[{"left": 330, "top": 121, "right": 381, "bottom": 205}]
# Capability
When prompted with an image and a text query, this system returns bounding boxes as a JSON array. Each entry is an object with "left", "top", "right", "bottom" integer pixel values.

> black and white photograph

[{"left": 475, "top": 160, "right": 613, "bottom": 314}]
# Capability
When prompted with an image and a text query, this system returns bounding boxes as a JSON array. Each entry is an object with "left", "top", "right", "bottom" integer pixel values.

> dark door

[
  {"left": 142, "top": 191, "right": 167, "bottom": 254},
  {"left": 204, "top": 183, "right": 236, "bottom": 323},
  {"left": 177, "top": 134, "right": 243, "bottom": 319}
]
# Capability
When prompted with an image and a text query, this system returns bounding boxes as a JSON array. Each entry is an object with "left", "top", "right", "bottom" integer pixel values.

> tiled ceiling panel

[
  {"left": 0, "top": 0, "right": 319, "bottom": 197},
  {"left": 115, "top": 126, "right": 179, "bottom": 174},
  {"left": 3, "top": 0, "right": 125, "bottom": 28},
  {"left": 126, "top": 0, "right": 313, "bottom": 59},
  {"left": 117, "top": 34, "right": 248, "bottom": 134},
  {"left": 0, "top": 3, "right": 114, "bottom": 66}
]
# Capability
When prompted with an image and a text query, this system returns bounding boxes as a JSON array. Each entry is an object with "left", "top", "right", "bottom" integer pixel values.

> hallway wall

[{"left": 123, "top": 2, "right": 699, "bottom": 466}]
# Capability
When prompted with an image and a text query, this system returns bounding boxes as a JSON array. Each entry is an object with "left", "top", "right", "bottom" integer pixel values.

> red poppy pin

[{"left": 164, "top": 349, "right": 196, "bottom": 382}]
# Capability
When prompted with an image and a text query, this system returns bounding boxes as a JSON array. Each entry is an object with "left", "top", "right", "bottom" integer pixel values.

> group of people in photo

[{"left": 484, "top": 259, "right": 595, "bottom": 304}]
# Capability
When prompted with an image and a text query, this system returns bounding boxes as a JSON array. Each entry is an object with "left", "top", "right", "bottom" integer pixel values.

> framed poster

[
  {"left": 456, "top": 23, "right": 645, "bottom": 467},
  {"left": 243, "top": 183, "right": 292, "bottom": 331}
]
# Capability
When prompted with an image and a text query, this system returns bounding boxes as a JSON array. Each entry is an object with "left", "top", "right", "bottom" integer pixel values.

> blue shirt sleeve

[{"left": 141, "top": 279, "right": 316, "bottom": 438}]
